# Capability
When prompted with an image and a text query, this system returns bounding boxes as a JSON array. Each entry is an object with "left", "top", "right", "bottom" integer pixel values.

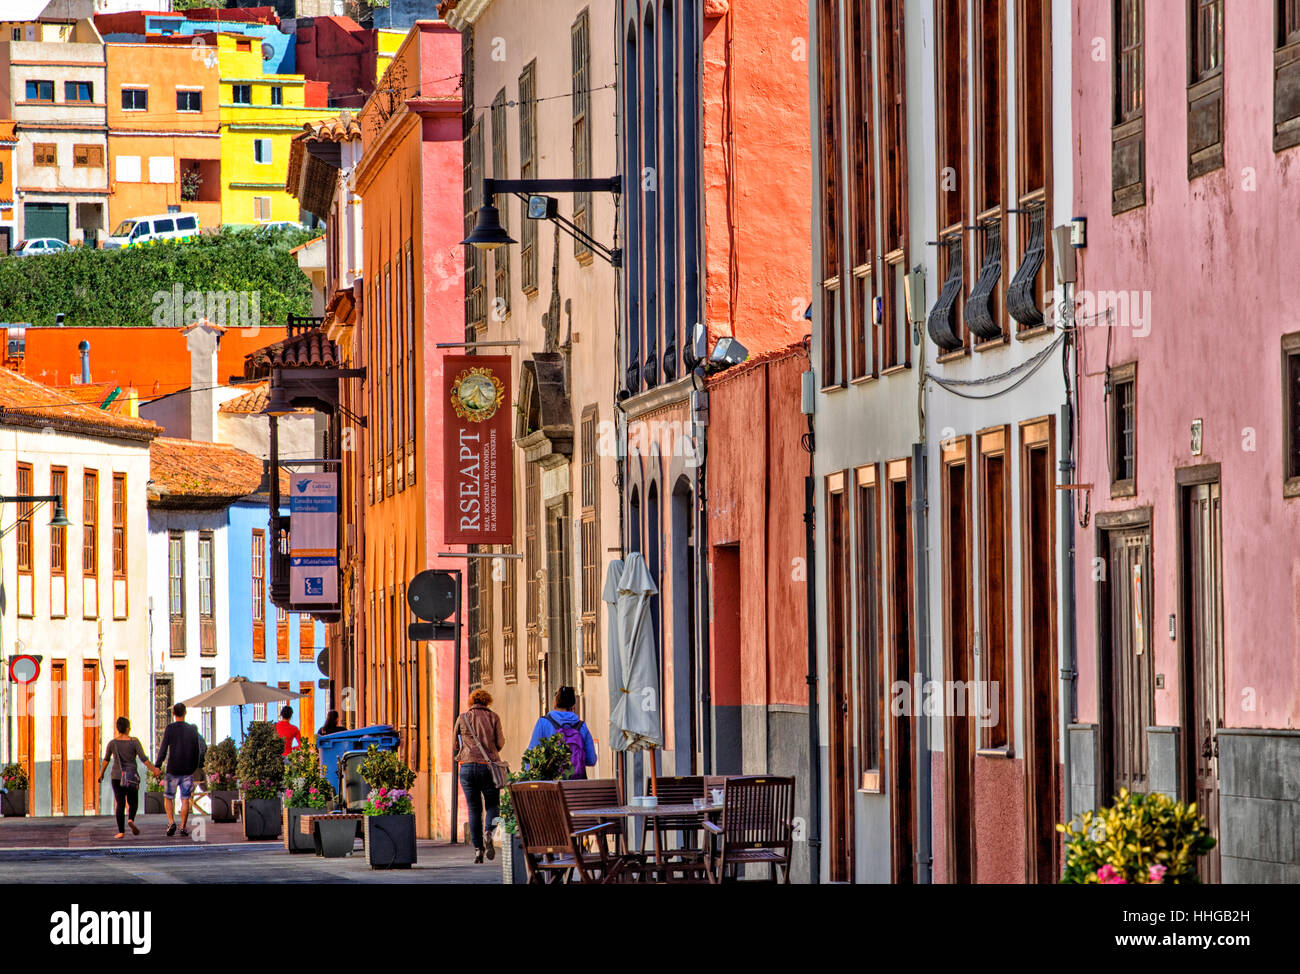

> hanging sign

[
  {"left": 290, "top": 471, "right": 339, "bottom": 605},
  {"left": 443, "top": 355, "right": 514, "bottom": 546}
]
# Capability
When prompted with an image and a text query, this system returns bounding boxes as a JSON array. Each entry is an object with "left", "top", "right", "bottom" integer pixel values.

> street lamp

[
  {"left": 0, "top": 495, "right": 71, "bottom": 527},
  {"left": 462, "top": 176, "right": 623, "bottom": 266}
]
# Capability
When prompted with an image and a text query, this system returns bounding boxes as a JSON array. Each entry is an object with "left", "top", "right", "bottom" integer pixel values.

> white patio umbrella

[
  {"left": 179, "top": 675, "right": 300, "bottom": 737},
  {"left": 603, "top": 558, "right": 626, "bottom": 753},
  {"left": 609, "top": 554, "right": 664, "bottom": 790}
]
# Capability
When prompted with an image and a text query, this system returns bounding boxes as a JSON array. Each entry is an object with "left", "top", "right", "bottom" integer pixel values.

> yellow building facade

[{"left": 216, "top": 35, "right": 334, "bottom": 226}]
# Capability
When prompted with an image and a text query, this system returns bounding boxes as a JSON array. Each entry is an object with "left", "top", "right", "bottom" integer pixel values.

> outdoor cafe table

[{"left": 571, "top": 803, "right": 722, "bottom": 883}]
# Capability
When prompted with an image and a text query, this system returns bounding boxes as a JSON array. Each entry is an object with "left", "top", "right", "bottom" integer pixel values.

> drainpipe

[
  {"left": 799, "top": 334, "right": 821, "bottom": 884},
  {"left": 912, "top": 441, "right": 933, "bottom": 884},
  {"left": 1060, "top": 324, "right": 1079, "bottom": 824},
  {"left": 78, "top": 340, "right": 90, "bottom": 384},
  {"left": 692, "top": 367, "right": 712, "bottom": 776}
]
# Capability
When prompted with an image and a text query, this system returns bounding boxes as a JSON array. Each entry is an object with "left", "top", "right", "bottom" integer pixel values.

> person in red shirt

[{"left": 275, "top": 706, "right": 302, "bottom": 755}]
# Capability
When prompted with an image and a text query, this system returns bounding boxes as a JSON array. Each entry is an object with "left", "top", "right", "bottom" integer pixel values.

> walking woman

[
  {"left": 97, "top": 717, "right": 159, "bottom": 839},
  {"left": 453, "top": 689, "right": 506, "bottom": 863}
]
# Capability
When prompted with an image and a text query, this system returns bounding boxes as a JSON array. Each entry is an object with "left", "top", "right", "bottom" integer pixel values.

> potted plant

[
  {"left": 359, "top": 745, "right": 417, "bottom": 869},
  {"left": 144, "top": 769, "right": 167, "bottom": 815},
  {"left": 204, "top": 737, "right": 240, "bottom": 823},
  {"left": 499, "top": 734, "right": 572, "bottom": 884},
  {"left": 282, "top": 741, "right": 334, "bottom": 853},
  {"left": 237, "top": 721, "right": 285, "bottom": 840},
  {"left": 1, "top": 764, "right": 29, "bottom": 817},
  {"left": 1058, "top": 788, "right": 1217, "bottom": 884}
]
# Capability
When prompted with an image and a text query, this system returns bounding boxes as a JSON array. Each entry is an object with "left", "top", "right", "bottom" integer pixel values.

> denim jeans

[{"left": 458, "top": 763, "right": 500, "bottom": 850}]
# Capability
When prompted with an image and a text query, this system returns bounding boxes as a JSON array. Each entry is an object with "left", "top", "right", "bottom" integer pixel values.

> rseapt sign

[{"left": 443, "top": 355, "right": 513, "bottom": 546}]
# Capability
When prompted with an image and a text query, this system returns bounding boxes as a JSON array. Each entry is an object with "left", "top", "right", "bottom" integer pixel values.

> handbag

[
  {"left": 118, "top": 742, "right": 140, "bottom": 788},
  {"left": 459, "top": 712, "right": 510, "bottom": 789}
]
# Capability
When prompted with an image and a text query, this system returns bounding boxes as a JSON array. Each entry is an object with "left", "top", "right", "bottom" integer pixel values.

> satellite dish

[
  {"left": 261, "top": 41, "right": 275, "bottom": 61},
  {"left": 407, "top": 570, "right": 458, "bottom": 623}
]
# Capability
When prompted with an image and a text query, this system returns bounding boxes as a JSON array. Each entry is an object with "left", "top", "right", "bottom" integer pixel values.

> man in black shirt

[{"left": 155, "top": 702, "right": 204, "bottom": 837}]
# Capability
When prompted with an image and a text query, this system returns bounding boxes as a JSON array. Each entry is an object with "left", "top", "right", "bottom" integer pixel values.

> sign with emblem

[
  {"left": 444, "top": 355, "right": 513, "bottom": 545},
  {"left": 290, "top": 472, "right": 339, "bottom": 605}
]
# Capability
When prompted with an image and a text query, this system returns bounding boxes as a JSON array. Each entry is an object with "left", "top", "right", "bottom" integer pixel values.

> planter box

[
  {"left": 242, "top": 796, "right": 283, "bottom": 840},
  {"left": 283, "top": 807, "right": 317, "bottom": 853},
  {"left": 1, "top": 790, "right": 27, "bottom": 818},
  {"left": 501, "top": 831, "right": 528, "bottom": 884},
  {"left": 364, "top": 814, "right": 416, "bottom": 869},
  {"left": 313, "top": 817, "right": 359, "bottom": 858},
  {"left": 144, "top": 791, "right": 167, "bottom": 816},
  {"left": 209, "top": 791, "right": 240, "bottom": 823}
]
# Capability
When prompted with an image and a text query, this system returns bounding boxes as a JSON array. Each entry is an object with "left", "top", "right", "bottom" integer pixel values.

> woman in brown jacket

[{"left": 454, "top": 688, "right": 506, "bottom": 863}]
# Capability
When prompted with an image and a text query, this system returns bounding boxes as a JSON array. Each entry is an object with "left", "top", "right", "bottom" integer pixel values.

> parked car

[
  {"left": 12, "top": 237, "right": 68, "bottom": 257},
  {"left": 103, "top": 213, "right": 200, "bottom": 250}
]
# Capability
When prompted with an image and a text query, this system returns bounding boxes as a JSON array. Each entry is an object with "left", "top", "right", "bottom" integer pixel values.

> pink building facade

[{"left": 1072, "top": 0, "right": 1300, "bottom": 882}]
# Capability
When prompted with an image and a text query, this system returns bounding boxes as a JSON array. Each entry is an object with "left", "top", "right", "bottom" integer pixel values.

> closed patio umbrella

[
  {"left": 609, "top": 554, "right": 663, "bottom": 791},
  {"left": 603, "top": 558, "right": 626, "bottom": 752},
  {"left": 179, "top": 675, "right": 300, "bottom": 737}
]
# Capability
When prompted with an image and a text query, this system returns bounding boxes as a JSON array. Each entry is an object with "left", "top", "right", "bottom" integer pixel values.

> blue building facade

[
  {"left": 226, "top": 495, "right": 326, "bottom": 745},
  {"left": 100, "top": 17, "right": 296, "bottom": 75}
]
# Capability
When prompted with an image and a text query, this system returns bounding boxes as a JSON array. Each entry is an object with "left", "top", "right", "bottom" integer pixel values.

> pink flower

[
  {"left": 1097, "top": 865, "right": 1127, "bottom": 884},
  {"left": 1148, "top": 864, "right": 1167, "bottom": 884},
  {"left": 379, "top": 787, "right": 388, "bottom": 796}
]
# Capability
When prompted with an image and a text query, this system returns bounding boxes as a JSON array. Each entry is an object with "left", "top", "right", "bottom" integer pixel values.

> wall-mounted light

[{"left": 710, "top": 336, "right": 748, "bottom": 369}]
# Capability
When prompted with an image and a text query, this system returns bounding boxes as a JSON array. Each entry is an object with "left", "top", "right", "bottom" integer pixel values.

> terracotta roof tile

[
  {"left": 219, "top": 381, "right": 312, "bottom": 415},
  {"left": 0, "top": 368, "right": 158, "bottom": 442},
  {"left": 149, "top": 437, "right": 266, "bottom": 504},
  {"left": 243, "top": 329, "right": 338, "bottom": 379}
]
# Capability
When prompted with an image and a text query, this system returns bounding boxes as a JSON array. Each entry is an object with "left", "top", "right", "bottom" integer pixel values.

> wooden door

[
  {"left": 50, "top": 660, "right": 67, "bottom": 815},
  {"left": 1101, "top": 524, "right": 1153, "bottom": 797},
  {"left": 300, "top": 683, "right": 315, "bottom": 742},
  {"left": 887, "top": 468, "right": 915, "bottom": 884},
  {"left": 114, "top": 661, "right": 129, "bottom": 726},
  {"left": 825, "top": 475, "right": 854, "bottom": 882},
  {"left": 1183, "top": 480, "right": 1223, "bottom": 883},
  {"left": 82, "top": 661, "right": 101, "bottom": 814},
  {"left": 1022, "top": 435, "right": 1059, "bottom": 882},
  {"left": 17, "top": 683, "right": 35, "bottom": 796},
  {"left": 942, "top": 450, "right": 974, "bottom": 883}
]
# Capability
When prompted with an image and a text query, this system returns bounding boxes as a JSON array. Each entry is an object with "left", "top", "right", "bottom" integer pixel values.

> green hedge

[{"left": 0, "top": 226, "right": 317, "bottom": 328}]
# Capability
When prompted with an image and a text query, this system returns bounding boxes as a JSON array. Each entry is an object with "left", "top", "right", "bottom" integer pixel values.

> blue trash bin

[{"left": 317, "top": 725, "right": 400, "bottom": 793}]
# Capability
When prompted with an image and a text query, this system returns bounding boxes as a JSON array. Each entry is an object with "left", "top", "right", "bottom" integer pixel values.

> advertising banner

[
  {"left": 289, "top": 472, "right": 338, "bottom": 605},
  {"left": 443, "top": 355, "right": 514, "bottom": 546}
]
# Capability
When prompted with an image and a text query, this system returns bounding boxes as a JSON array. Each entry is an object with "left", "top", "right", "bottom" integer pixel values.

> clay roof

[
  {"left": 149, "top": 437, "right": 265, "bottom": 506},
  {"left": 243, "top": 329, "right": 338, "bottom": 379},
  {"left": 301, "top": 113, "right": 361, "bottom": 143},
  {"left": 218, "top": 380, "right": 313, "bottom": 415},
  {"left": 0, "top": 368, "right": 158, "bottom": 442}
]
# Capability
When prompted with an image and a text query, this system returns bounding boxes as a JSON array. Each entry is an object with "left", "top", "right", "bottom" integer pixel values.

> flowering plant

[
  {"left": 1, "top": 763, "right": 28, "bottom": 790},
  {"left": 242, "top": 778, "right": 279, "bottom": 801},
  {"left": 203, "top": 737, "right": 239, "bottom": 792},
  {"left": 283, "top": 740, "right": 334, "bottom": 808},
  {"left": 364, "top": 787, "right": 414, "bottom": 816},
  {"left": 1059, "top": 789, "right": 1216, "bottom": 884}
]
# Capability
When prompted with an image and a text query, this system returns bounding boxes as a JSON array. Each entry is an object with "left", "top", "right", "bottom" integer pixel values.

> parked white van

[{"left": 103, "top": 213, "right": 201, "bottom": 250}]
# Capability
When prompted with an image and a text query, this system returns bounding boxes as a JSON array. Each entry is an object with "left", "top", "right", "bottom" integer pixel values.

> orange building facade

[
  {"left": 0, "top": 120, "right": 15, "bottom": 251},
  {"left": 105, "top": 42, "right": 222, "bottom": 231},
  {"left": 343, "top": 23, "right": 464, "bottom": 839}
]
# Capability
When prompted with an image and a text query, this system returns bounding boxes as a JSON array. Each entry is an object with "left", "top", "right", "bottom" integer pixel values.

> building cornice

[
  {"left": 440, "top": 0, "right": 493, "bottom": 30},
  {"left": 621, "top": 375, "right": 693, "bottom": 421}
]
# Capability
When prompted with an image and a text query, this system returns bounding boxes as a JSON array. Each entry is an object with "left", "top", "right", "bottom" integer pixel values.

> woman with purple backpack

[{"left": 527, "top": 686, "right": 598, "bottom": 779}]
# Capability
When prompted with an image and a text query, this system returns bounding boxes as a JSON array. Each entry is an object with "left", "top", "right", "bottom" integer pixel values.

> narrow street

[{"left": 0, "top": 817, "right": 496, "bottom": 884}]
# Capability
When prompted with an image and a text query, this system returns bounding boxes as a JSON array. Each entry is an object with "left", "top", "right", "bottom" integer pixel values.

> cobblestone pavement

[{"left": 0, "top": 815, "right": 499, "bottom": 883}]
